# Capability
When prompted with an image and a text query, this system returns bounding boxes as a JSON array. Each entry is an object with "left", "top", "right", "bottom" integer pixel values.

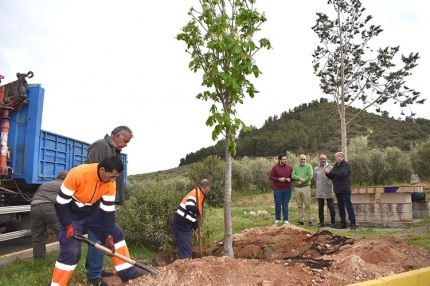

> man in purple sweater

[{"left": 269, "top": 154, "right": 293, "bottom": 224}]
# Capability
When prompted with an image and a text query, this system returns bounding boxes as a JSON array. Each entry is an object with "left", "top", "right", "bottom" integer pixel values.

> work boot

[
  {"left": 101, "top": 270, "right": 114, "bottom": 277},
  {"left": 122, "top": 269, "right": 149, "bottom": 282},
  {"left": 330, "top": 223, "right": 336, "bottom": 228},
  {"left": 317, "top": 222, "right": 324, "bottom": 228},
  {"left": 308, "top": 221, "right": 313, "bottom": 226},
  {"left": 88, "top": 277, "right": 108, "bottom": 286},
  {"left": 350, "top": 223, "right": 356, "bottom": 230},
  {"left": 298, "top": 220, "right": 304, "bottom": 225},
  {"left": 336, "top": 224, "right": 347, "bottom": 229}
]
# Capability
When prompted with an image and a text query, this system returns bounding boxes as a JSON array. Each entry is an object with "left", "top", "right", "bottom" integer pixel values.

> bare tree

[{"left": 312, "top": 0, "right": 424, "bottom": 159}]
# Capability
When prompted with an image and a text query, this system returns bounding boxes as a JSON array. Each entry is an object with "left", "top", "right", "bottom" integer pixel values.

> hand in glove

[
  {"left": 66, "top": 224, "right": 74, "bottom": 240},
  {"left": 105, "top": 236, "right": 115, "bottom": 255}
]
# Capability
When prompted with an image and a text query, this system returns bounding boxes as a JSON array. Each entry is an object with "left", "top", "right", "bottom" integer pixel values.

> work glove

[
  {"left": 104, "top": 236, "right": 115, "bottom": 255},
  {"left": 66, "top": 224, "right": 74, "bottom": 240}
]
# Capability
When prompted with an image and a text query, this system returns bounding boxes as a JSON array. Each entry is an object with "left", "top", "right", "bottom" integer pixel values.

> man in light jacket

[{"left": 314, "top": 154, "right": 335, "bottom": 228}]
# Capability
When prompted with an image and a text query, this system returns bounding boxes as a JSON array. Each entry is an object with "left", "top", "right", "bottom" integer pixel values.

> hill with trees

[{"left": 179, "top": 98, "right": 430, "bottom": 166}]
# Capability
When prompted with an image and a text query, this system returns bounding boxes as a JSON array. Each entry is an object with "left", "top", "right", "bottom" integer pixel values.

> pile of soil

[{"left": 103, "top": 224, "right": 430, "bottom": 285}]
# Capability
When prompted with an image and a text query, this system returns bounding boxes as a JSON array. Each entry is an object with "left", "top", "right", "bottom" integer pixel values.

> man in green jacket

[{"left": 292, "top": 154, "right": 314, "bottom": 226}]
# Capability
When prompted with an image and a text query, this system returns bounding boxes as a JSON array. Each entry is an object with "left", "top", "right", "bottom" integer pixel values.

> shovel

[{"left": 70, "top": 233, "right": 158, "bottom": 278}]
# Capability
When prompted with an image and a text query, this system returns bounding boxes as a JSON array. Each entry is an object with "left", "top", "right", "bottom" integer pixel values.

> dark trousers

[
  {"left": 54, "top": 208, "right": 137, "bottom": 283},
  {"left": 335, "top": 193, "right": 356, "bottom": 225},
  {"left": 172, "top": 225, "right": 192, "bottom": 259},
  {"left": 317, "top": 198, "right": 335, "bottom": 224},
  {"left": 30, "top": 203, "right": 59, "bottom": 259}
]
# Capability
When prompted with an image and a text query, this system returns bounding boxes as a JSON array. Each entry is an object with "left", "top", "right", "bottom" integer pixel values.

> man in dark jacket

[
  {"left": 324, "top": 152, "right": 356, "bottom": 230},
  {"left": 84, "top": 126, "right": 133, "bottom": 286}
]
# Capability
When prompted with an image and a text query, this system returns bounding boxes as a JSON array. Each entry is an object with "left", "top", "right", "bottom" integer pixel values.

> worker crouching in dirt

[
  {"left": 48, "top": 156, "right": 147, "bottom": 286},
  {"left": 172, "top": 179, "right": 210, "bottom": 259}
]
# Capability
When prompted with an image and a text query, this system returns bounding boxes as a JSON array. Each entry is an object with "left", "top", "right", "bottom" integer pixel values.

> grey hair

[
  {"left": 111, "top": 126, "right": 134, "bottom": 138},
  {"left": 335, "top": 152, "right": 345, "bottom": 158}
]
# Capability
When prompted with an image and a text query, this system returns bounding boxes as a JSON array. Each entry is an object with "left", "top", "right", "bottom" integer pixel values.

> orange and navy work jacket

[
  {"left": 55, "top": 163, "right": 116, "bottom": 236},
  {"left": 173, "top": 188, "right": 205, "bottom": 231}
]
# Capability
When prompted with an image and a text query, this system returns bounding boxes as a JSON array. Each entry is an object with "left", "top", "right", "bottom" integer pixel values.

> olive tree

[
  {"left": 312, "top": 0, "right": 424, "bottom": 159},
  {"left": 177, "top": 0, "right": 271, "bottom": 257}
]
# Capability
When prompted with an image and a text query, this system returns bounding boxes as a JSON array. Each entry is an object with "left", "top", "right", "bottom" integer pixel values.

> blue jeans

[
  {"left": 335, "top": 193, "right": 356, "bottom": 225},
  {"left": 273, "top": 190, "right": 292, "bottom": 221},
  {"left": 85, "top": 230, "right": 105, "bottom": 279}
]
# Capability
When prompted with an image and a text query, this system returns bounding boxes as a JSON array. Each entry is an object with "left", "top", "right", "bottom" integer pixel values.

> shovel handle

[{"left": 70, "top": 233, "right": 159, "bottom": 278}]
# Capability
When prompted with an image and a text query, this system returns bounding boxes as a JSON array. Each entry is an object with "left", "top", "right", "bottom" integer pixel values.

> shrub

[
  {"left": 117, "top": 180, "right": 185, "bottom": 251},
  {"left": 247, "top": 157, "right": 273, "bottom": 191},
  {"left": 232, "top": 157, "right": 273, "bottom": 192},
  {"left": 410, "top": 138, "right": 430, "bottom": 180},
  {"left": 188, "top": 156, "right": 225, "bottom": 207},
  {"left": 232, "top": 157, "right": 254, "bottom": 192},
  {"left": 385, "top": 147, "right": 411, "bottom": 184},
  {"left": 367, "top": 148, "right": 387, "bottom": 185}
]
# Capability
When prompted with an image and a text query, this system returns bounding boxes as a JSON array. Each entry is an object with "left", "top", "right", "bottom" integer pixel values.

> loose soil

[{"left": 102, "top": 224, "right": 430, "bottom": 286}]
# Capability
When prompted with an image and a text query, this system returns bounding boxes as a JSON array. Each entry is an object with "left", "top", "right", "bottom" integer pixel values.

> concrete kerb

[
  {"left": 347, "top": 266, "right": 430, "bottom": 286},
  {"left": 0, "top": 241, "right": 59, "bottom": 267}
]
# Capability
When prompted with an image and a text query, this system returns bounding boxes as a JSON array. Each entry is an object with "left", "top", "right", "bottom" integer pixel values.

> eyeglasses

[{"left": 300, "top": 159, "right": 306, "bottom": 161}]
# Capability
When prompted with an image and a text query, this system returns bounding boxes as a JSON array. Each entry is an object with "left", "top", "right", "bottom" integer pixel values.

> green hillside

[{"left": 179, "top": 98, "right": 430, "bottom": 165}]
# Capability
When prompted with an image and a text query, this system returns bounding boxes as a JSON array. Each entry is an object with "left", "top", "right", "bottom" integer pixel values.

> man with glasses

[
  {"left": 292, "top": 154, "right": 314, "bottom": 226},
  {"left": 84, "top": 126, "right": 133, "bottom": 286},
  {"left": 269, "top": 154, "right": 293, "bottom": 224}
]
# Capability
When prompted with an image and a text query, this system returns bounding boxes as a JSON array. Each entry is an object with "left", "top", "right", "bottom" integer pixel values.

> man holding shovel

[
  {"left": 49, "top": 156, "right": 147, "bottom": 286},
  {"left": 84, "top": 125, "right": 133, "bottom": 286},
  {"left": 172, "top": 179, "right": 210, "bottom": 259}
]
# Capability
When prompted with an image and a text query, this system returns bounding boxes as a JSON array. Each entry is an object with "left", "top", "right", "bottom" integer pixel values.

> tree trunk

[
  {"left": 337, "top": 7, "right": 348, "bottom": 160},
  {"left": 223, "top": 135, "right": 234, "bottom": 258}
]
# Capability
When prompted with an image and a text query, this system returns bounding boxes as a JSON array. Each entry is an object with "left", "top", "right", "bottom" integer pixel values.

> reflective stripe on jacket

[
  {"left": 55, "top": 163, "right": 116, "bottom": 236},
  {"left": 173, "top": 188, "right": 205, "bottom": 231}
]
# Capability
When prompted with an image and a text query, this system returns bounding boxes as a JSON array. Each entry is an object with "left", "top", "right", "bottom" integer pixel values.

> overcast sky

[{"left": 1, "top": 0, "right": 428, "bottom": 175}]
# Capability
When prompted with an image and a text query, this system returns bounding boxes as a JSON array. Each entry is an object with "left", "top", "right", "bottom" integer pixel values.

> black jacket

[
  {"left": 326, "top": 159, "right": 351, "bottom": 194},
  {"left": 85, "top": 135, "right": 125, "bottom": 205}
]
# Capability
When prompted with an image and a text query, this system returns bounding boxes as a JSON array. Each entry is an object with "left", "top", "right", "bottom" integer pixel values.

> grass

[{"left": 1, "top": 191, "right": 430, "bottom": 285}]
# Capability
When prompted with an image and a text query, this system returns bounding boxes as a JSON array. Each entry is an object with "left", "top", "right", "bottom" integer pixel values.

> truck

[{"left": 0, "top": 72, "right": 127, "bottom": 242}]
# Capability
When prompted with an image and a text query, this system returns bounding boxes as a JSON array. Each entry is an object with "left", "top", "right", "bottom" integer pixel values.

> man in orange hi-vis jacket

[
  {"left": 48, "top": 156, "right": 147, "bottom": 286},
  {"left": 172, "top": 179, "right": 211, "bottom": 259}
]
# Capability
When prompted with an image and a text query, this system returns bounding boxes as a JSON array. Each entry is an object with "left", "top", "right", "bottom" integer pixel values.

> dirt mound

[{"left": 104, "top": 225, "right": 430, "bottom": 286}]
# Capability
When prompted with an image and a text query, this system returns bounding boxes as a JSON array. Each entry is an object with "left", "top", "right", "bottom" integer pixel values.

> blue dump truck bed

[
  {"left": 8, "top": 84, "right": 127, "bottom": 185},
  {"left": 0, "top": 84, "right": 127, "bottom": 241}
]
